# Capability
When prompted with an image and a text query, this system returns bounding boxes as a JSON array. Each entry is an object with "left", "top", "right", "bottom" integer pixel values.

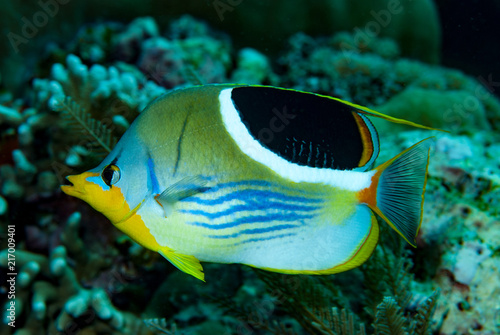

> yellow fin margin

[
  {"left": 246, "top": 213, "right": 379, "bottom": 275},
  {"left": 327, "top": 97, "right": 448, "bottom": 132},
  {"left": 361, "top": 137, "right": 433, "bottom": 247},
  {"left": 159, "top": 247, "right": 205, "bottom": 282},
  {"left": 239, "top": 84, "right": 448, "bottom": 132}
]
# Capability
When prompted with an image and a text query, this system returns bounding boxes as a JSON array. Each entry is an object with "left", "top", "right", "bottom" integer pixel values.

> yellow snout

[
  {"left": 61, "top": 172, "right": 159, "bottom": 251},
  {"left": 61, "top": 172, "right": 98, "bottom": 199},
  {"left": 61, "top": 172, "right": 132, "bottom": 224}
]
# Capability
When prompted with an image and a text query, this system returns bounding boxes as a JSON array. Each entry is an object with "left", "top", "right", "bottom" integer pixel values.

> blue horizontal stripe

[
  {"left": 200, "top": 180, "right": 274, "bottom": 193},
  {"left": 188, "top": 213, "right": 313, "bottom": 230},
  {"left": 180, "top": 201, "right": 319, "bottom": 220},
  {"left": 183, "top": 189, "right": 322, "bottom": 206},
  {"left": 233, "top": 232, "right": 296, "bottom": 246},
  {"left": 208, "top": 224, "right": 298, "bottom": 239},
  {"left": 208, "top": 180, "right": 323, "bottom": 197}
]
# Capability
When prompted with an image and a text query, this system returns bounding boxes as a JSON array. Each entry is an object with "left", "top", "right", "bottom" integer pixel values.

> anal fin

[{"left": 159, "top": 247, "right": 205, "bottom": 282}]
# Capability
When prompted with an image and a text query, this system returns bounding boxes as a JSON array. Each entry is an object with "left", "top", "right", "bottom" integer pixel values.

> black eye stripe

[
  {"left": 102, "top": 164, "right": 120, "bottom": 187},
  {"left": 102, "top": 168, "right": 114, "bottom": 186}
]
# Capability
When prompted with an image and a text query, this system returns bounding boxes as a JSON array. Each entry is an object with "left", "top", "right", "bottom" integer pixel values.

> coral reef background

[{"left": 1, "top": 1, "right": 499, "bottom": 334}]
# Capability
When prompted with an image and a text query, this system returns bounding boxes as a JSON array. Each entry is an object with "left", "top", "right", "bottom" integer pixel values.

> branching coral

[
  {"left": 31, "top": 53, "right": 166, "bottom": 168},
  {"left": 1, "top": 11, "right": 498, "bottom": 335},
  {"left": 34, "top": 53, "right": 167, "bottom": 118},
  {"left": 0, "top": 213, "right": 152, "bottom": 335},
  {"left": 51, "top": 96, "right": 117, "bottom": 155},
  {"left": 374, "top": 297, "right": 409, "bottom": 335},
  {"left": 137, "top": 15, "right": 232, "bottom": 88}
]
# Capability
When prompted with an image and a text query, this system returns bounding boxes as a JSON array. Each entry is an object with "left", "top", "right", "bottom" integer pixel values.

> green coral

[
  {"left": 32, "top": 53, "right": 166, "bottom": 169},
  {"left": 51, "top": 96, "right": 117, "bottom": 155},
  {"left": 330, "top": 308, "right": 367, "bottom": 335},
  {"left": 375, "top": 87, "right": 491, "bottom": 133},
  {"left": 143, "top": 318, "right": 181, "bottom": 335},
  {"left": 374, "top": 297, "right": 409, "bottom": 335},
  {"left": 280, "top": 32, "right": 500, "bottom": 132}
]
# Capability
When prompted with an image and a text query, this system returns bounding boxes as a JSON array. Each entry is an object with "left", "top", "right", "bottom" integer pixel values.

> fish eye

[{"left": 102, "top": 164, "right": 121, "bottom": 187}]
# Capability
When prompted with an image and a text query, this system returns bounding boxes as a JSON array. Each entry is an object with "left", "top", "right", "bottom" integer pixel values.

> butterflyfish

[{"left": 61, "top": 84, "right": 434, "bottom": 282}]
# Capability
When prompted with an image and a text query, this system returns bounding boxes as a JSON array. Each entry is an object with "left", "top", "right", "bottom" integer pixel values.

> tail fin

[{"left": 358, "top": 138, "right": 433, "bottom": 247}]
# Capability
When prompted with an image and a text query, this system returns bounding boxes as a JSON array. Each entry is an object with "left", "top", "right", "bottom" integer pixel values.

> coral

[
  {"left": 0, "top": 0, "right": 442, "bottom": 96},
  {"left": 166, "top": 0, "right": 440, "bottom": 63},
  {"left": 68, "top": 21, "right": 124, "bottom": 64},
  {"left": 113, "top": 17, "right": 160, "bottom": 63},
  {"left": 1, "top": 16, "right": 239, "bottom": 334},
  {"left": 330, "top": 31, "right": 401, "bottom": 60},
  {"left": 136, "top": 37, "right": 186, "bottom": 88},
  {"left": 0, "top": 164, "right": 24, "bottom": 199},
  {"left": 143, "top": 318, "right": 182, "bottom": 334},
  {"left": 12, "top": 149, "right": 37, "bottom": 181},
  {"left": 52, "top": 96, "right": 117, "bottom": 156},
  {"left": 0, "top": 104, "right": 23, "bottom": 126},
  {"left": 376, "top": 129, "right": 500, "bottom": 335},
  {"left": 231, "top": 48, "right": 277, "bottom": 85},
  {"left": 373, "top": 297, "right": 409, "bottom": 335},
  {"left": 216, "top": 230, "right": 440, "bottom": 335},
  {"left": 434, "top": 135, "right": 474, "bottom": 161},
  {"left": 0, "top": 216, "right": 152, "bottom": 335},
  {"left": 32, "top": 53, "right": 166, "bottom": 168},
  {"left": 142, "top": 263, "right": 241, "bottom": 333},
  {"left": 279, "top": 32, "right": 500, "bottom": 132},
  {"left": 34, "top": 53, "right": 166, "bottom": 116},
  {"left": 376, "top": 87, "right": 490, "bottom": 132},
  {"left": 373, "top": 291, "right": 440, "bottom": 335},
  {"left": 137, "top": 15, "right": 232, "bottom": 88},
  {"left": 0, "top": 10, "right": 499, "bottom": 335},
  {"left": 330, "top": 307, "right": 367, "bottom": 335},
  {"left": 0, "top": 195, "right": 6, "bottom": 215},
  {"left": 448, "top": 241, "right": 492, "bottom": 286}
]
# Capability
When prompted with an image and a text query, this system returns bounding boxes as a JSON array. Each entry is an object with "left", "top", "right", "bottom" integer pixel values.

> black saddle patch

[{"left": 230, "top": 86, "right": 375, "bottom": 170}]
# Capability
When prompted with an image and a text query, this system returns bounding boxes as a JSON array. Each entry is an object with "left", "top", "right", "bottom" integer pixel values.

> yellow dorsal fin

[
  {"left": 159, "top": 247, "right": 205, "bottom": 282},
  {"left": 326, "top": 96, "right": 448, "bottom": 132}
]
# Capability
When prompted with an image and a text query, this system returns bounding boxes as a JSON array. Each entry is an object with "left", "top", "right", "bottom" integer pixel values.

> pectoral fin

[
  {"left": 159, "top": 247, "right": 205, "bottom": 282},
  {"left": 155, "top": 176, "right": 209, "bottom": 217}
]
